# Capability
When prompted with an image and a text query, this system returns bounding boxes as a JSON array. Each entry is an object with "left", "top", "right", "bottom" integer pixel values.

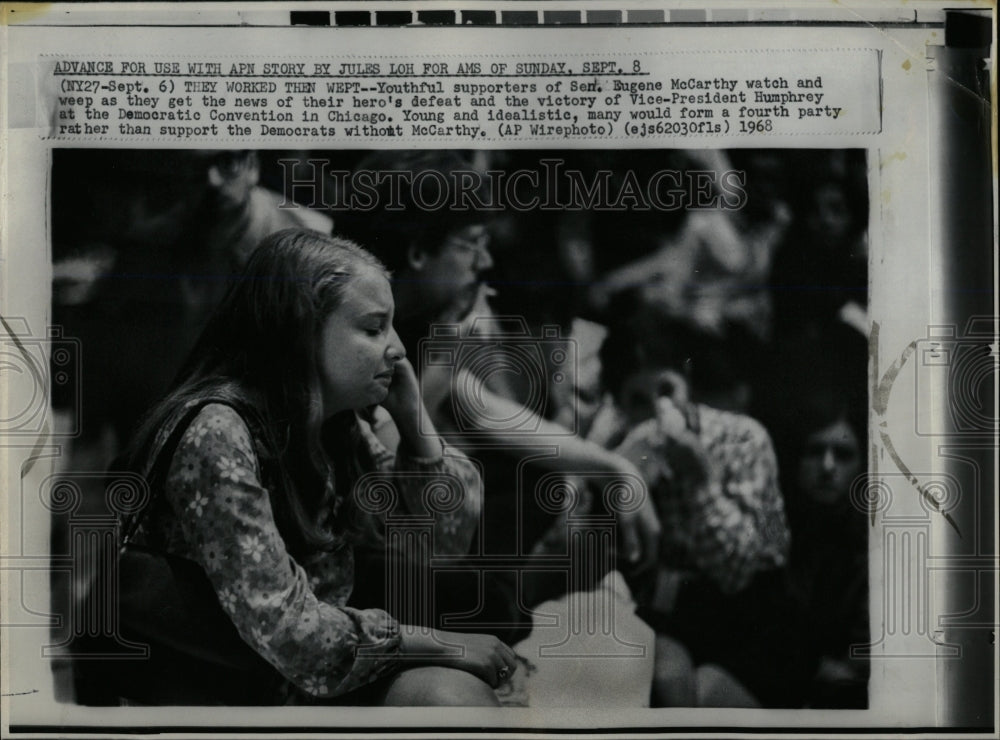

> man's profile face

[{"left": 413, "top": 223, "right": 494, "bottom": 320}]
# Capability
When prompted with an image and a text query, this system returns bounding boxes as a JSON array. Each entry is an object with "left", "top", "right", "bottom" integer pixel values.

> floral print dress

[
  {"left": 130, "top": 402, "right": 482, "bottom": 701},
  {"left": 603, "top": 401, "right": 789, "bottom": 593}
]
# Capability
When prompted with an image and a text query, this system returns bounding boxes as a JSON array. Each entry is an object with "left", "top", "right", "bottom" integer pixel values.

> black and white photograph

[
  {"left": 1, "top": 3, "right": 995, "bottom": 738},
  {"left": 47, "top": 147, "right": 870, "bottom": 709}
]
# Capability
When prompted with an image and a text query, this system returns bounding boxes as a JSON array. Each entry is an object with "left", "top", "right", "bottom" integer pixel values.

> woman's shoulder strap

[
  {"left": 147, "top": 401, "right": 238, "bottom": 479},
  {"left": 120, "top": 396, "right": 265, "bottom": 543}
]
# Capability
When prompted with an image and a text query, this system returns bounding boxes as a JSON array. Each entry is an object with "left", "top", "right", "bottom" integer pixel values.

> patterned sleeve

[
  {"left": 162, "top": 404, "right": 402, "bottom": 699},
  {"left": 358, "top": 419, "right": 482, "bottom": 555},
  {"left": 685, "top": 408, "right": 790, "bottom": 593}
]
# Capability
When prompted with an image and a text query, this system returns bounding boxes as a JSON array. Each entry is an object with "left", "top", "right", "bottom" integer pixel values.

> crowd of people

[{"left": 53, "top": 148, "right": 870, "bottom": 708}]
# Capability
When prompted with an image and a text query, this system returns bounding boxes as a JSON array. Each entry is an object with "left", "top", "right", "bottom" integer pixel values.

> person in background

[
  {"left": 783, "top": 389, "right": 868, "bottom": 707},
  {"left": 593, "top": 306, "right": 791, "bottom": 707},
  {"left": 754, "top": 322, "right": 870, "bottom": 708},
  {"left": 769, "top": 160, "right": 869, "bottom": 341},
  {"left": 586, "top": 150, "right": 790, "bottom": 343}
]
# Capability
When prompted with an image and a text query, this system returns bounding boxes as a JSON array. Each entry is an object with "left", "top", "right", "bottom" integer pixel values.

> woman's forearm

[
  {"left": 394, "top": 410, "right": 444, "bottom": 461},
  {"left": 452, "top": 373, "right": 632, "bottom": 474}
]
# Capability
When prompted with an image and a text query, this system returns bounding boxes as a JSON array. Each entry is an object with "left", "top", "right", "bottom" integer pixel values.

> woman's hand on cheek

[
  {"left": 379, "top": 358, "right": 422, "bottom": 424},
  {"left": 381, "top": 357, "right": 444, "bottom": 460}
]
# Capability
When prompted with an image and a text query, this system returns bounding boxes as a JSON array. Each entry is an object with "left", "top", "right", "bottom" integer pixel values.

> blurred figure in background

[
  {"left": 593, "top": 305, "right": 791, "bottom": 707},
  {"left": 753, "top": 321, "right": 870, "bottom": 708},
  {"left": 587, "top": 150, "right": 791, "bottom": 343},
  {"left": 769, "top": 151, "right": 869, "bottom": 340},
  {"left": 52, "top": 150, "right": 332, "bottom": 454},
  {"left": 784, "top": 388, "right": 868, "bottom": 706}
]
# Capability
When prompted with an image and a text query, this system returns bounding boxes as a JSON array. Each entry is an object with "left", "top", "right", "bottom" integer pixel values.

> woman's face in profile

[
  {"left": 318, "top": 266, "right": 404, "bottom": 416},
  {"left": 797, "top": 418, "right": 862, "bottom": 506}
]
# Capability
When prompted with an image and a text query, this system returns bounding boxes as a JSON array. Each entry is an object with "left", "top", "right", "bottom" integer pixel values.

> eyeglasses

[{"left": 445, "top": 231, "right": 492, "bottom": 265}]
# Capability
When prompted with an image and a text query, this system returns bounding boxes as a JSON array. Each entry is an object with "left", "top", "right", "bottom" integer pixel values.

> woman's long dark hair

[{"left": 123, "top": 229, "right": 389, "bottom": 554}]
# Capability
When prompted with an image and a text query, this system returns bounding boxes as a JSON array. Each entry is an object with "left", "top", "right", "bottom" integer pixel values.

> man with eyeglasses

[{"left": 339, "top": 151, "right": 497, "bottom": 347}]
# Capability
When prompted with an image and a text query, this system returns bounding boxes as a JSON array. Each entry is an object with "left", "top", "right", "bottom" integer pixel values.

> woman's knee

[
  {"left": 652, "top": 634, "right": 696, "bottom": 707},
  {"left": 695, "top": 663, "right": 760, "bottom": 708},
  {"left": 382, "top": 666, "right": 500, "bottom": 707}
]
